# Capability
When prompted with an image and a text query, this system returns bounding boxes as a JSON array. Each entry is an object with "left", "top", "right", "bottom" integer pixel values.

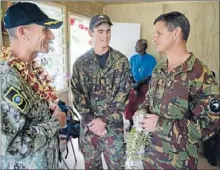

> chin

[
  {"left": 101, "top": 41, "right": 110, "bottom": 47},
  {"left": 156, "top": 47, "right": 163, "bottom": 53},
  {"left": 41, "top": 48, "right": 49, "bottom": 54},
  {"left": 101, "top": 44, "right": 109, "bottom": 48}
]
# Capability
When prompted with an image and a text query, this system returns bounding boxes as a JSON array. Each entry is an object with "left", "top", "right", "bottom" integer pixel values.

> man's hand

[
  {"left": 52, "top": 108, "right": 66, "bottom": 128},
  {"left": 95, "top": 128, "right": 107, "bottom": 136},
  {"left": 141, "top": 114, "right": 159, "bottom": 132},
  {"left": 87, "top": 118, "right": 107, "bottom": 136}
]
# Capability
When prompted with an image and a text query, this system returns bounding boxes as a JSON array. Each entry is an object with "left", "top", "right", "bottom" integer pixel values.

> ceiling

[{"left": 92, "top": 1, "right": 145, "bottom": 6}]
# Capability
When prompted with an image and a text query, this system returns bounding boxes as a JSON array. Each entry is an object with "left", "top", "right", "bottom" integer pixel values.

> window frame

[
  {"left": 30, "top": 1, "right": 69, "bottom": 94},
  {"left": 67, "top": 11, "right": 91, "bottom": 104}
]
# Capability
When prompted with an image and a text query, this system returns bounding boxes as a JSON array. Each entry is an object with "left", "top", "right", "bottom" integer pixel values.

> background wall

[
  {"left": 104, "top": 1, "right": 219, "bottom": 82},
  {"left": 55, "top": 1, "right": 103, "bottom": 17}
]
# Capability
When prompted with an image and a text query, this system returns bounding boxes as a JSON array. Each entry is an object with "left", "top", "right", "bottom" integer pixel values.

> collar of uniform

[
  {"left": 92, "top": 48, "right": 109, "bottom": 67},
  {"left": 92, "top": 47, "right": 118, "bottom": 69},
  {"left": 155, "top": 53, "right": 196, "bottom": 77},
  {"left": 173, "top": 53, "right": 196, "bottom": 74},
  {"left": 107, "top": 47, "right": 120, "bottom": 63},
  {"left": 94, "top": 50, "right": 109, "bottom": 58}
]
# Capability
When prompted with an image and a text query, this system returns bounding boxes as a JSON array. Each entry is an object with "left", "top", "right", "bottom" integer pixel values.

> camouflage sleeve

[
  {"left": 104, "top": 58, "right": 131, "bottom": 123},
  {"left": 155, "top": 72, "right": 220, "bottom": 142},
  {"left": 1, "top": 103, "right": 60, "bottom": 154},
  {"left": 139, "top": 88, "right": 151, "bottom": 112},
  {"left": 70, "top": 60, "right": 91, "bottom": 116},
  {"left": 190, "top": 72, "right": 220, "bottom": 140},
  {"left": 1, "top": 69, "right": 60, "bottom": 155}
]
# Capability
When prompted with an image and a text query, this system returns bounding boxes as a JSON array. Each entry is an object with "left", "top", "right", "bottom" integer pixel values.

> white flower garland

[{"left": 125, "top": 110, "right": 151, "bottom": 169}]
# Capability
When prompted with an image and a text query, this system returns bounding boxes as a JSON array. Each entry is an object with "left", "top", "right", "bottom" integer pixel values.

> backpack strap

[
  {"left": 67, "top": 105, "right": 80, "bottom": 120},
  {"left": 58, "top": 100, "right": 80, "bottom": 159}
]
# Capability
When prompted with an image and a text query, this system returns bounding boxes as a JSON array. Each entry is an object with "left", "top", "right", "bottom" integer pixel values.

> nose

[
  {"left": 152, "top": 35, "right": 157, "bottom": 44},
  {"left": 103, "top": 31, "right": 108, "bottom": 38},
  {"left": 48, "top": 29, "right": 55, "bottom": 40}
]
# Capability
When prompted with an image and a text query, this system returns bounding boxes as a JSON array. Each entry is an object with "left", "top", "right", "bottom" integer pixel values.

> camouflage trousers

[
  {"left": 79, "top": 129, "right": 125, "bottom": 170},
  {"left": 142, "top": 148, "right": 198, "bottom": 170}
]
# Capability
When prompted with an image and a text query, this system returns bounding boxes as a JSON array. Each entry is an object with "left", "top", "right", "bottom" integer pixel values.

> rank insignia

[{"left": 4, "top": 87, "right": 27, "bottom": 113}]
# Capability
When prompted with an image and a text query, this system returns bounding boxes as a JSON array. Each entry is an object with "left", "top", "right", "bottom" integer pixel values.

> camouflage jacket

[
  {"left": 140, "top": 54, "right": 220, "bottom": 169},
  {"left": 71, "top": 47, "right": 131, "bottom": 132},
  {"left": 0, "top": 61, "right": 60, "bottom": 169}
]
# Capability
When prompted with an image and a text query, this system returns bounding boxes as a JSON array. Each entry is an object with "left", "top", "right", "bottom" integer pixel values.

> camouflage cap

[{"left": 89, "top": 14, "right": 113, "bottom": 30}]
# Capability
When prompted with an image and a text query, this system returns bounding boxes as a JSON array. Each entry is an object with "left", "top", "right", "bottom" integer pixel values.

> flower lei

[
  {"left": 125, "top": 110, "right": 151, "bottom": 169},
  {"left": 1, "top": 46, "right": 58, "bottom": 103}
]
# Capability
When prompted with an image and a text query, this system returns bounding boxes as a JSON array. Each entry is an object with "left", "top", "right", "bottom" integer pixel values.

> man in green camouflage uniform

[
  {"left": 1, "top": 2, "right": 66, "bottom": 169},
  {"left": 71, "top": 15, "right": 131, "bottom": 169},
  {"left": 136, "top": 11, "right": 220, "bottom": 169}
]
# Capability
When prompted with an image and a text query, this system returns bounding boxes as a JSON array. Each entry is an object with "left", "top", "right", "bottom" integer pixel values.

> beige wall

[
  {"left": 104, "top": 1, "right": 219, "bottom": 82},
  {"left": 55, "top": 1, "right": 103, "bottom": 17},
  {"left": 1, "top": 1, "right": 10, "bottom": 47}
]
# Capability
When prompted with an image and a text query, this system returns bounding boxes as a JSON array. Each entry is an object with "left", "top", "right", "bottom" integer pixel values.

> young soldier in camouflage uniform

[
  {"left": 136, "top": 11, "right": 220, "bottom": 169},
  {"left": 71, "top": 15, "right": 131, "bottom": 169},
  {"left": 0, "top": 2, "right": 66, "bottom": 169}
]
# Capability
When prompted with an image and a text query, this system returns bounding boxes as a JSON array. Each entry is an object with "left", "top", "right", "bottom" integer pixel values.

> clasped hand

[
  {"left": 141, "top": 114, "right": 159, "bottom": 132},
  {"left": 87, "top": 118, "right": 107, "bottom": 136},
  {"left": 50, "top": 105, "right": 67, "bottom": 128},
  {"left": 134, "top": 110, "right": 159, "bottom": 132}
]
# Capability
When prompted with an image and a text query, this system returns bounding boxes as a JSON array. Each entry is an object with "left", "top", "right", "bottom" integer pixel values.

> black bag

[
  {"left": 58, "top": 100, "right": 80, "bottom": 159},
  {"left": 58, "top": 100, "right": 80, "bottom": 139},
  {"left": 59, "top": 109, "right": 80, "bottom": 139}
]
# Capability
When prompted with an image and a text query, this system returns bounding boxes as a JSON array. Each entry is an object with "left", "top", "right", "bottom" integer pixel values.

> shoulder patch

[
  {"left": 209, "top": 98, "right": 220, "bottom": 114},
  {"left": 4, "top": 87, "right": 27, "bottom": 113}
]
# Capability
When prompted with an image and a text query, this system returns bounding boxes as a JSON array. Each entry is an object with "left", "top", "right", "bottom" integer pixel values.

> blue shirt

[{"left": 130, "top": 53, "right": 156, "bottom": 82}]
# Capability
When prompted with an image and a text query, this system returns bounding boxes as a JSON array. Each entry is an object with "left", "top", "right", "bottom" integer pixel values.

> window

[
  {"left": 68, "top": 13, "right": 92, "bottom": 108},
  {"left": 22, "top": 1, "right": 68, "bottom": 92},
  {"left": 69, "top": 13, "right": 92, "bottom": 73}
]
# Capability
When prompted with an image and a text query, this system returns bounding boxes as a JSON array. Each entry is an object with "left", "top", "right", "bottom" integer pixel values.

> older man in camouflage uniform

[
  {"left": 71, "top": 14, "right": 131, "bottom": 169},
  {"left": 1, "top": 2, "right": 66, "bottom": 169},
  {"left": 136, "top": 11, "right": 220, "bottom": 169}
]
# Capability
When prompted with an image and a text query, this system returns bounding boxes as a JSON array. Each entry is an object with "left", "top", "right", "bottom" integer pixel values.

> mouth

[
  {"left": 44, "top": 41, "right": 54, "bottom": 52},
  {"left": 101, "top": 39, "right": 108, "bottom": 42},
  {"left": 43, "top": 41, "right": 49, "bottom": 47}
]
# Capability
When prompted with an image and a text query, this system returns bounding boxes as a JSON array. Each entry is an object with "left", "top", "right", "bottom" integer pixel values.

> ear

[
  {"left": 17, "top": 26, "right": 29, "bottom": 41},
  {"left": 174, "top": 26, "right": 182, "bottom": 40},
  {"left": 88, "top": 30, "right": 93, "bottom": 38}
]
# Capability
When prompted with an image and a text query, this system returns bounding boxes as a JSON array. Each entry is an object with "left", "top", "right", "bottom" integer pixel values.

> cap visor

[{"left": 37, "top": 18, "right": 63, "bottom": 29}]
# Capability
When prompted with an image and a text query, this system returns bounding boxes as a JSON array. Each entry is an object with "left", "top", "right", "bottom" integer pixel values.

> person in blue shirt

[
  {"left": 130, "top": 39, "right": 156, "bottom": 83},
  {"left": 125, "top": 39, "right": 156, "bottom": 132}
]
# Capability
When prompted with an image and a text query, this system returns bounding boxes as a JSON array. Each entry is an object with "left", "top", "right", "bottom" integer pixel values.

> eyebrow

[
  {"left": 97, "top": 28, "right": 111, "bottom": 32},
  {"left": 155, "top": 31, "right": 161, "bottom": 34}
]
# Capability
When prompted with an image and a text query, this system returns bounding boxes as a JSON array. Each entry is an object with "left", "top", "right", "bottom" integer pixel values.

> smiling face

[
  {"left": 90, "top": 23, "right": 111, "bottom": 48},
  {"left": 153, "top": 21, "right": 176, "bottom": 54},
  {"left": 27, "top": 24, "right": 55, "bottom": 54}
]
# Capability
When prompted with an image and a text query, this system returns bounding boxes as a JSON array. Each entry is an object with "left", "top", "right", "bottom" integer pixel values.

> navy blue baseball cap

[
  {"left": 89, "top": 14, "right": 113, "bottom": 30},
  {"left": 4, "top": 2, "right": 63, "bottom": 29}
]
